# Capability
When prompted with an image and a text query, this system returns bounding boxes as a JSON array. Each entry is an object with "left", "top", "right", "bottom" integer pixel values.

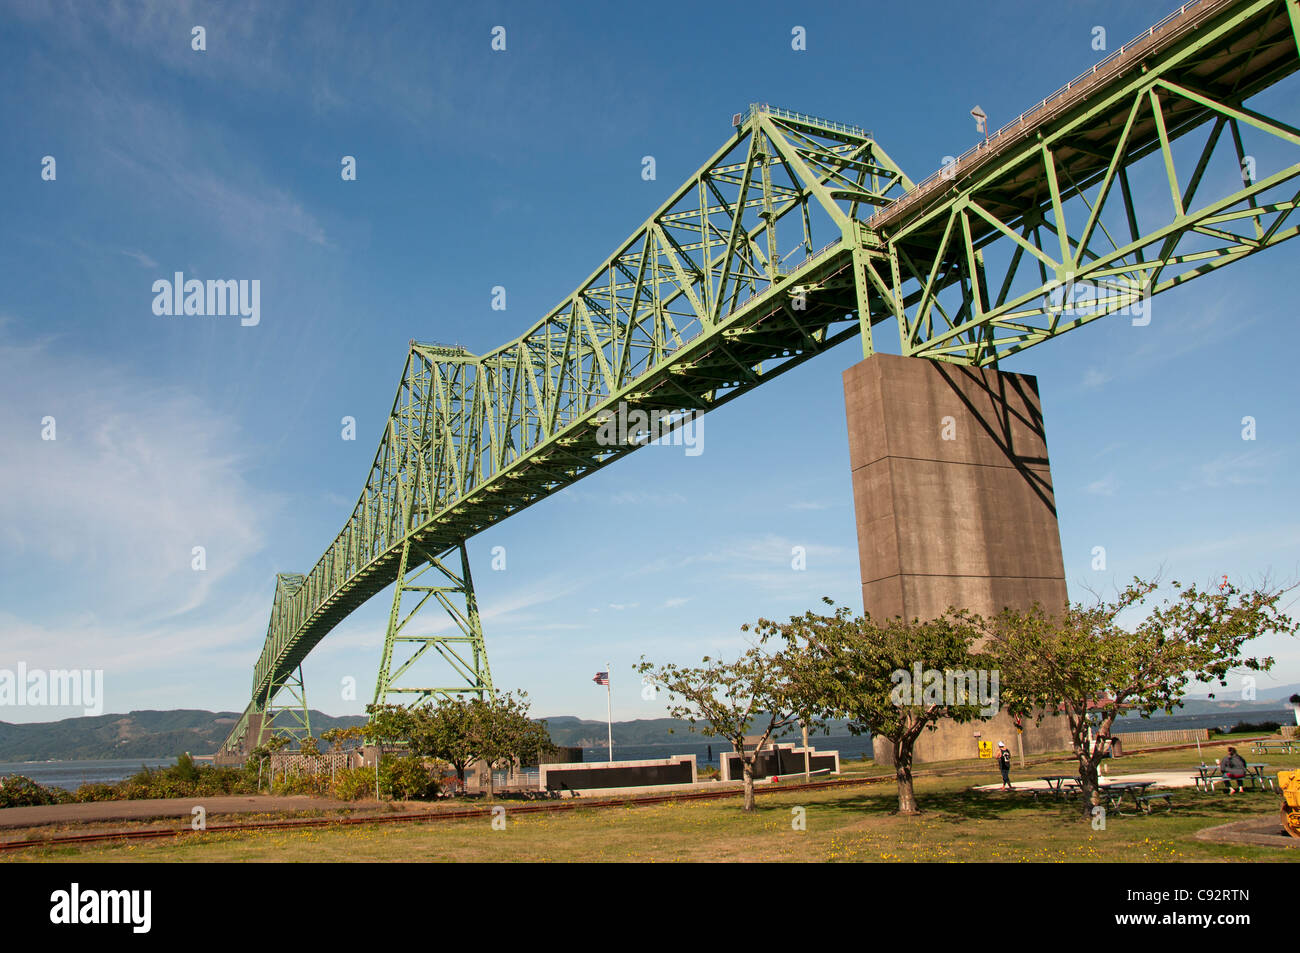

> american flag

[{"left": 593, "top": 672, "right": 609, "bottom": 686}]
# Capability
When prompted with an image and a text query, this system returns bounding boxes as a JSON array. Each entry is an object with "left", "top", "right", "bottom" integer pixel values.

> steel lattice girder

[
  {"left": 373, "top": 539, "right": 493, "bottom": 706},
  {"left": 862, "top": 0, "right": 1300, "bottom": 364},
  {"left": 222, "top": 0, "right": 1300, "bottom": 753},
  {"left": 222, "top": 106, "right": 911, "bottom": 751}
]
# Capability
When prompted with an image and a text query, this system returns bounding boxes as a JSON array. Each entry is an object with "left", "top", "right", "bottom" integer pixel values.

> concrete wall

[
  {"left": 720, "top": 744, "right": 840, "bottom": 781},
  {"left": 844, "top": 354, "right": 1073, "bottom": 763},
  {"left": 539, "top": 755, "right": 697, "bottom": 792},
  {"left": 871, "top": 710, "right": 1072, "bottom": 766}
]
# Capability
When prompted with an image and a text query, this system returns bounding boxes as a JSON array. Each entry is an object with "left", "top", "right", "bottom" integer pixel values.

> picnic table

[
  {"left": 1098, "top": 780, "right": 1170, "bottom": 814},
  {"left": 1241, "top": 764, "right": 1275, "bottom": 791},
  {"left": 1191, "top": 763, "right": 1219, "bottom": 791},
  {"left": 1193, "top": 763, "right": 1276, "bottom": 792},
  {"left": 1038, "top": 775, "right": 1080, "bottom": 799},
  {"left": 1251, "top": 740, "right": 1297, "bottom": 755}
]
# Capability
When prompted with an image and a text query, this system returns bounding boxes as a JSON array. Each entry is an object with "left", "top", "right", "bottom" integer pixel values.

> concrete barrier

[
  {"left": 720, "top": 744, "right": 839, "bottom": 781},
  {"left": 538, "top": 755, "right": 696, "bottom": 793}
]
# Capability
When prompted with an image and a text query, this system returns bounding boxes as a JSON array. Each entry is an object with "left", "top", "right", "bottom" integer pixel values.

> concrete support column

[
  {"left": 844, "top": 353, "right": 1068, "bottom": 621},
  {"left": 842, "top": 354, "right": 1071, "bottom": 763}
]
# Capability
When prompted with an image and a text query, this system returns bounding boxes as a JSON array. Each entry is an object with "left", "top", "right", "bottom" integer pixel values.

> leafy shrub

[
  {"left": 73, "top": 783, "right": 120, "bottom": 803},
  {"left": 0, "top": 775, "right": 71, "bottom": 808},
  {"left": 380, "top": 755, "right": 440, "bottom": 800},
  {"left": 1231, "top": 720, "right": 1281, "bottom": 734},
  {"left": 75, "top": 761, "right": 256, "bottom": 802},
  {"left": 331, "top": 766, "right": 378, "bottom": 801},
  {"left": 173, "top": 752, "right": 202, "bottom": 783},
  {"left": 271, "top": 771, "right": 329, "bottom": 797}
]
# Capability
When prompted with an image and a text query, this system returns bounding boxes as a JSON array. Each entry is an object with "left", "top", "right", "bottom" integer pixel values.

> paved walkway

[{"left": 0, "top": 794, "right": 366, "bottom": 830}]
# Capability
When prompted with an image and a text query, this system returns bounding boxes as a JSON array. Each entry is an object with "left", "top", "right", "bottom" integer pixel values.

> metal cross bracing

[
  {"left": 221, "top": 104, "right": 910, "bottom": 754},
  {"left": 860, "top": 0, "right": 1300, "bottom": 364},
  {"left": 220, "top": 0, "right": 1300, "bottom": 755}
]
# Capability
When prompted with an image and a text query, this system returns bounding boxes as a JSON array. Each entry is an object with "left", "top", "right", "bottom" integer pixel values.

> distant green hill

[
  {"left": 0, "top": 709, "right": 853, "bottom": 761},
  {"left": 0, "top": 710, "right": 365, "bottom": 762},
  {"left": 5, "top": 694, "right": 1290, "bottom": 762}
]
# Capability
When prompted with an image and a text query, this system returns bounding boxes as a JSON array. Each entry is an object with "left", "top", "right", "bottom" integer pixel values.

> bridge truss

[{"left": 222, "top": 0, "right": 1300, "bottom": 755}]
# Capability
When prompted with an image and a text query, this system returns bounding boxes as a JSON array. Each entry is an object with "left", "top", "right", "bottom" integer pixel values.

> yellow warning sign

[{"left": 978, "top": 740, "right": 993, "bottom": 759}]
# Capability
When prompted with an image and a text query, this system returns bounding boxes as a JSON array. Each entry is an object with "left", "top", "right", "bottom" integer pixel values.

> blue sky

[{"left": 2, "top": 0, "right": 1298, "bottom": 726}]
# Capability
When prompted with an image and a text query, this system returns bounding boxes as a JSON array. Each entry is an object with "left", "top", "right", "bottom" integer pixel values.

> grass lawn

[{"left": 8, "top": 739, "right": 1296, "bottom": 862}]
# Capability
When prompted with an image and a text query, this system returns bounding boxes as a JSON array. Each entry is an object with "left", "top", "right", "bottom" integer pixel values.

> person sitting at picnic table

[
  {"left": 996, "top": 741, "right": 1013, "bottom": 791},
  {"left": 1219, "top": 747, "right": 1248, "bottom": 794}
]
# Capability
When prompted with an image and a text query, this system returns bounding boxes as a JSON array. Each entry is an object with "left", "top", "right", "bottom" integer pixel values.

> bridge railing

[
  {"left": 865, "top": 0, "right": 1218, "bottom": 230},
  {"left": 740, "top": 103, "right": 872, "bottom": 140}
]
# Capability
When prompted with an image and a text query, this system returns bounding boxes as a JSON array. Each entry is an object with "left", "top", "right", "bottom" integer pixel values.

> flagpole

[{"left": 605, "top": 661, "right": 614, "bottom": 762}]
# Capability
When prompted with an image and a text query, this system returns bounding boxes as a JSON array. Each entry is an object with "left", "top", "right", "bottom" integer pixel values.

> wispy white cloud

[
  {"left": 1085, "top": 474, "right": 1119, "bottom": 496},
  {"left": 1194, "top": 449, "right": 1276, "bottom": 489},
  {"left": 0, "top": 332, "right": 282, "bottom": 715},
  {"left": 606, "top": 490, "right": 688, "bottom": 507},
  {"left": 118, "top": 248, "right": 159, "bottom": 269},
  {"left": 1081, "top": 367, "right": 1112, "bottom": 389}
]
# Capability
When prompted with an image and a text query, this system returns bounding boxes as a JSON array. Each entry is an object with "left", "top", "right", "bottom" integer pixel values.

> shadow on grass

[
  {"left": 775, "top": 788, "right": 1043, "bottom": 822},
  {"left": 760, "top": 782, "right": 1280, "bottom": 829}
]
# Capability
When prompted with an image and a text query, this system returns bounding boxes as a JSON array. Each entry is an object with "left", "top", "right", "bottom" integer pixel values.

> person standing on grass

[
  {"left": 996, "top": 741, "right": 1013, "bottom": 791},
  {"left": 1220, "top": 746, "right": 1248, "bottom": 794}
]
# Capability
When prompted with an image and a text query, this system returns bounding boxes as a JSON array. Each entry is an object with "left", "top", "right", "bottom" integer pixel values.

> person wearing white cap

[{"left": 996, "top": 741, "right": 1013, "bottom": 791}]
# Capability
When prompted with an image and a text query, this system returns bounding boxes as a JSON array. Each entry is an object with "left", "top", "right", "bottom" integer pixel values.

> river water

[{"left": 0, "top": 758, "right": 178, "bottom": 791}]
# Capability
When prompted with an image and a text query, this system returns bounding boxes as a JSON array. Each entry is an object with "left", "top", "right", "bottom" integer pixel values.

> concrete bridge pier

[{"left": 842, "top": 354, "right": 1073, "bottom": 764}]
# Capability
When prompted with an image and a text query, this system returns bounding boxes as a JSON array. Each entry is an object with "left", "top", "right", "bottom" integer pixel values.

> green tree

[
  {"left": 363, "top": 704, "right": 417, "bottom": 799},
  {"left": 173, "top": 752, "right": 201, "bottom": 783},
  {"left": 408, "top": 698, "right": 478, "bottom": 793},
  {"left": 321, "top": 726, "right": 365, "bottom": 752},
  {"left": 361, "top": 695, "right": 552, "bottom": 800},
  {"left": 636, "top": 642, "right": 816, "bottom": 812},
  {"left": 754, "top": 600, "right": 989, "bottom": 815},
  {"left": 257, "top": 735, "right": 291, "bottom": 791},
  {"left": 472, "top": 692, "right": 554, "bottom": 801},
  {"left": 986, "top": 577, "right": 1298, "bottom": 817}
]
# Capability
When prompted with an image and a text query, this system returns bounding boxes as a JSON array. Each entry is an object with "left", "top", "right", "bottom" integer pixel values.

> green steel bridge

[{"left": 222, "top": 0, "right": 1300, "bottom": 754}]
